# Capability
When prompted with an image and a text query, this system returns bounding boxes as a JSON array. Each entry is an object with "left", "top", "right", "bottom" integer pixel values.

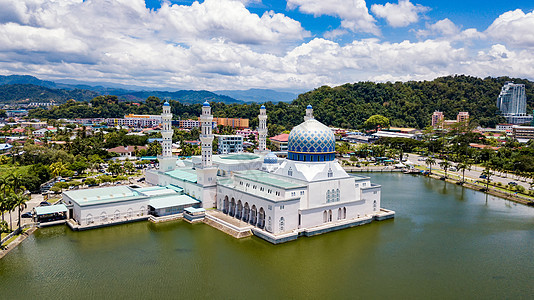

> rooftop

[
  {"left": 234, "top": 170, "right": 306, "bottom": 189},
  {"left": 166, "top": 168, "right": 198, "bottom": 183},
  {"left": 148, "top": 194, "right": 199, "bottom": 209},
  {"left": 64, "top": 186, "right": 145, "bottom": 206},
  {"left": 34, "top": 204, "right": 68, "bottom": 215}
]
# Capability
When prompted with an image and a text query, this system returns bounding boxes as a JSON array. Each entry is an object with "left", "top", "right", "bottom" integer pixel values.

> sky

[{"left": 1, "top": 0, "right": 534, "bottom": 92}]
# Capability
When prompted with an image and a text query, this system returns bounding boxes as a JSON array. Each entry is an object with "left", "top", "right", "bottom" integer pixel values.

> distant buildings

[
  {"left": 269, "top": 133, "right": 289, "bottom": 151},
  {"left": 512, "top": 126, "right": 534, "bottom": 143},
  {"left": 497, "top": 82, "right": 533, "bottom": 125},
  {"left": 431, "top": 111, "right": 469, "bottom": 129},
  {"left": 216, "top": 135, "right": 243, "bottom": 154}
]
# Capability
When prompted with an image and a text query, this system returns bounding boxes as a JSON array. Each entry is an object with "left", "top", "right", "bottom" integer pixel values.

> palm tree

[
  {"left": 439, "top": 160, "right": 451, "bottom": 178},
  {"left": 8, "top": 173, "right": 24, "bottom": 194},
  {"left": 0, "top": 177, "right": 8, "bottom": 223},
  {"left": 481, "top": 166, "right": 493, "bottom": 192},
  {"left": 10, "top": 192, "right": 29, "bottom": 230},
  {"left": 425, "top": 157, "right": 436, "bottom": 174},
  {"left": 456, "top": 162, "right": 470, "bottom": 183}
]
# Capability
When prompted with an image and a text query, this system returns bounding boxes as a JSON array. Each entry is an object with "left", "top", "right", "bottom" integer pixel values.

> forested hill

[
  {"left": 293, "top": 75, "right": 534, "bottom": 129},
  {"left": 0, "top": 84, "right": 99, "bottom": 103}
]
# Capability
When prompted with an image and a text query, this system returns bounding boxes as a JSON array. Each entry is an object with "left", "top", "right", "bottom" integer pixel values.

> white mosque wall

[
  {"left": 70, "top": 198, "right": 149, "bottom": 226},
  {"left": 217, "top": 184, "right": 300, "bottom": 234}
]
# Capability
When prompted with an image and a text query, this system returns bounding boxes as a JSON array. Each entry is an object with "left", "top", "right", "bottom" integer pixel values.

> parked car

[
  {"left": 21, "top": 212, "right": 33, "bottom": 218},
  {"left": 509, "top": 182, "right": 518, "bottom": 186},
  {"left": 137, "top": 177, "right": 145, "bottom": 182},
  {"left": 479, "top": 175, "right": 487, "bottom": 179},
  {"left": 40, "top": 201, "right": 51, "bottom": 206}
]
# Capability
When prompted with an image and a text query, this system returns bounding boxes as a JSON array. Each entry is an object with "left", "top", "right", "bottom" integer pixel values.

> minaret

[
  {"left": 197, "top": 101, "right": 218, "bottom": 209},
  {"left": 158, "top": 101, "right": 177, "bottom": 171},
  {"left": 258, "top": 105, "right": 267, "bottom": 152},
  {"left": 304, "top": 104, "right": 313, "bottom": 121},
  {"left": 200, "top": 101, "right": 214, "bottom": 168}
]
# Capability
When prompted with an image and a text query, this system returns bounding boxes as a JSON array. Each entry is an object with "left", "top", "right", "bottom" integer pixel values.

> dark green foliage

[{"left": 0, "top": 84, "right": 98, "bottom": 103}]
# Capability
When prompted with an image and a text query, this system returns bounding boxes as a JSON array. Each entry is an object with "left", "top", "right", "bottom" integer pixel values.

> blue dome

[
  {"left": 288, "top": 119, "right": 335, "bottom": 162},
  {"left": 307, "top": 104, "right": 313, "bottom": 109},
  {"left": 263, "top": 152, "right": 278, "bottom": 164},
  {"left": 261, "top": 105, "right": 266, "bottom": 109},
  {"left": 163, "top": 101, "right": 170, "bottom": 106},
  {"left": 203, "top": 101, "right": 210, "bottom": 107}
]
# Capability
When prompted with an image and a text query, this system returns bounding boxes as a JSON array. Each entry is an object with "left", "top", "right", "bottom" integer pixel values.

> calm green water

[{"left": 1, "top": 173, "right": 533, "bottom": 299}]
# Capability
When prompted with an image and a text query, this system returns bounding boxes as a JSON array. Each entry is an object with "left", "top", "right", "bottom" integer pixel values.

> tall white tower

[
  {"left": 200, "top": 101, "right": 214, "bottom": 168},
  {"left": 197, "top": 101, "right": 218, "bottom": 208},
  {"left": 304, "top": 104, "right": 313, "bottom": 121},
  {"left": 158, "top": 101, "right": 177, "bottom": 171},
  {"left": 258, "top": 104, "right": 267, "bottom": 152}
]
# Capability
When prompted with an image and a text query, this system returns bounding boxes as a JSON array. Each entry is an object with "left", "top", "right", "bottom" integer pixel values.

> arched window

[
  {"left": 373, "top": 200, "right": 377, "bottom": 211},
  {"left": 338, "top": 208, "right": 342, "bottom": 220},
  {"left": 288, "top": 167, "right": 293, "bottom": 176},
  {"left": 328, "top": 210, "right": 332, "bottom": 222},
  {"left": 343, "top": 207, "right": 347, "bottom": 219},
  {"left": 326, "top": 190, "right": 331, "bottom": 203},
  {"left": 323, "top": 210, "right": 327, "bottom": 223},
  {"left": 280, "top": 217, "right": 285, "bottom": 232},
  {"left": 328, "top": 168, "right": 333, "bottom": 178},
  {"left": 100, "top": 212, "right": 107, "bottom": 222},
  {"left": 336, "top": 188, "right": 340, "bottom": 202}
]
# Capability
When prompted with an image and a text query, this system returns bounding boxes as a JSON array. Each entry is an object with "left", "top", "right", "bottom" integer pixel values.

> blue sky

[{"left": 1, "top": 0, "right": 534, "bottom": 91}]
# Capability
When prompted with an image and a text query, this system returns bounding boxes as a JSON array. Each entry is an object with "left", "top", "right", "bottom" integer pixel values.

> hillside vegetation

[{"left": 27, "top": 75, "right": 534, "bottom": 131}]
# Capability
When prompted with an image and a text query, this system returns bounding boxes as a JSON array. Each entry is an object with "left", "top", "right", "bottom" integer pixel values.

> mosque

[{"left": 145, "top": 101, "right": 395, "bottom": 243}]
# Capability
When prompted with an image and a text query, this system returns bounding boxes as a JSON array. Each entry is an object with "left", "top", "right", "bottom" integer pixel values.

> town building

[
  {"left": 269, "top": 133, "right": 289, "bottom": 151},
  {"left": 512, "top": 125, "right": 534, "bottom": 143},
  {"left": 497, "top": 82, "right": 533, "bottom": 124},
  {"left": 431, "top": 111, "right": 444, "bottom": 127},
  {"left": 432, "top": 111, "right": 469, "bottom": 129},
  {"left": 496, "top": 124, "right": 514, "bottom": 131},
  {"left": 107, "top": 145, "right": 147, "bottom": 160},
  {"left": 216, "top": 135, "right": 243, "bottom": 154}
]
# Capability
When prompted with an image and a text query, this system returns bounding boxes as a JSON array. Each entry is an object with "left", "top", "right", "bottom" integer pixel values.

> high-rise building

[
  {"left": 497, "top": 82, "right": 532, "bottom": 124},
  {"left": 456, "top": 112, "right": 469, "bottom": 123},
  {"left": 497, "top": 82, "right": 526, "bottom": 116},
  {"left": 431, "top": 111, "right": 444, "bottom": 128}
]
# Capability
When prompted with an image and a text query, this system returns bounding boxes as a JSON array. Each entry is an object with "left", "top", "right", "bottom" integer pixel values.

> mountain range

[{"left": 0, "top": 75, "right": 296, "bottom": 105}]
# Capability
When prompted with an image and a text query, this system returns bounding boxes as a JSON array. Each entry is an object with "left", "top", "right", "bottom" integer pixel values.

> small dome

[
  {"left": 263, "top": 152, "right": 278, "bottom": 164},
  {"left": 261, "top": 105, "right": 266, "bottom": 109},
  {"left": 307, "top": 104, "right": 313, "bottom": 109},
  {"left": 163, "top": 101, "right": 170, "bottom": 106},
  {"left": 288, "top": 118, "right": 335, "bottom": 162},
  {"left": 203, "top": 101, "right": 210, "bottom": 107}
]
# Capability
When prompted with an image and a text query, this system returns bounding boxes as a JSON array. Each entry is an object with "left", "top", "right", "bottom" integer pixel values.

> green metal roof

[
  {"left": 35, "top": 204, "right": 68, "bottom": 215},
  {"left": 64, "top": 186, "right": 146, "bottom": 206},
  {"left": 148, "top": 194, "right": 199, "bottom": 209},
  {"left": 185, "top": 207, "right": 205, "bottom": 214},
  {"left": 165, "top": 168, "right": 197, "bottom": 183},
  {"left": 235, "top": 170, "right": 306, "bottom": 189}
]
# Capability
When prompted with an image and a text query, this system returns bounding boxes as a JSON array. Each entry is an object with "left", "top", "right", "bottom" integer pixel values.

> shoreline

[{"left": 345, "top": 165, "right": 534, "bottom": 207}]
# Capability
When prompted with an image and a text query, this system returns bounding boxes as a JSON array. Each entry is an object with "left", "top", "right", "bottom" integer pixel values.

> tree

[
  {"left": 439, "top": 160, "right": 451, "bottom": 178},
  {"left": 124, "top": 161, "right": 135, "bottom": 175},
  {"left": 481, "top": 166, "right": 493, "bottom": 191},
  {"left": 108, "top": 162, "right": 122, "bottom": 176},
  {"left": 50, "top": 162, "right": 67, "bottom": 178},
  {"left": 425, "top": 157, "right": 436, "bottom": 174},
  {"left": 456, "top": 162, "right": 470, "bottom": 183},
  {"left": 10, "top": 192, "right": 29, "bottom": 230},
  {"left": 364, "top": 115, "right": 390, "bottom": 132}
]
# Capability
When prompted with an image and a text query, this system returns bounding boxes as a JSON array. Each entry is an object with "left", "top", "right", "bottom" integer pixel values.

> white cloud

[
  {"left": 1, "top": 1, "right": 534, "bottom": 90},
  {"left": 287, "top": 0, "right": 379, "bottom": 35},
  {"left": 486, "top": 9, "right": 534, "bottom": 48},
  {"left": 371, "top": 0, "right": 428, "bottom": 27}
]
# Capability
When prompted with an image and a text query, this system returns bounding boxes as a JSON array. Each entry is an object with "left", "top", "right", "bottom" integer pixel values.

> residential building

[
  {"left": 217, "top": 135, "right": 243, "bottom": 154},
  {"left": 269, "top": 133, "right": 289, "bottom": 151},
  {"left": 512, "top": 125, "right": 534, "bottom": 143}
]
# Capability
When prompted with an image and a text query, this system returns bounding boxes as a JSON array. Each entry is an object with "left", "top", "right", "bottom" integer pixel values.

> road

[{"left": 405, "top": 153, "right": 532, "bottom": 190}]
